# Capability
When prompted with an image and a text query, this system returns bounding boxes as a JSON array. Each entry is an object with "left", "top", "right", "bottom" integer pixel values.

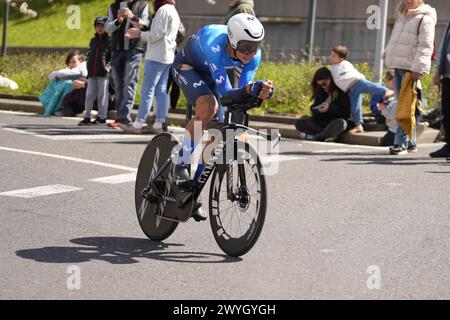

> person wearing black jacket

[
  {"left": 295, "top": 67, "right": 352, "bottom": 142},
  {"left": 431, "top": 19, "right": 450, "bottom": 158},
  {"left": 105, "top": 0, "right": 150, "bottom": 127},
  {"left": 79, "top": 17, "right": 111, "bottom": 125}
]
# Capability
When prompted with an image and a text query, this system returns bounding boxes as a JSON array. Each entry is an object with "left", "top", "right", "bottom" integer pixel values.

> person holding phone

[
  {"left": 295, "top": 67, "right": 352, "bottom": 142},
  {"left": 105, "top": 0, "right": 150, "bottom": 128},
  {"left": 120, "top": 0, "right": 181, "bottom": 134}
]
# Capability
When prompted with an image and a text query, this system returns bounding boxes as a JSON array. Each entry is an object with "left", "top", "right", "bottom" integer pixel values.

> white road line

[
  {"left": 2, "top": 127, "right": 50, "bottom": 139},
  {"left": 0, "top": 184, "right": 82, "bottom": 198},
  {"left": 1, "top": 125, "right": 184, "bottom": 141},
  {"left": 2, "top": 127, "right": 153, "bottom": 140},
  {"left": 36, "top": 134, "right": 154, "bottom": 141},
  {"left": 298, "top": 142, "right": 386, "bottom": 151},
  {"left": 309, "top": 148, "right": 385, "bottom": 154},
  {"left": 261, "top": 155, "right": 305, "bottom": 162},
  {"left": 0, "top": 110, "right": 36, "bottom": 116},
  {"left": 89, "top": 172, "right": 136, "bottom": 184},
  {"left": 0, "top": 146, "right": 137, "bottom": 172},
  {"left": 2, "top": 127, "right": 35, "bottom": 135}
]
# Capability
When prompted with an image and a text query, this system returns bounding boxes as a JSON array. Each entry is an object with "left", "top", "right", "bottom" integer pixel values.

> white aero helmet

[{"left": 227, "top": 13, "right": 265, "bottom": 51}]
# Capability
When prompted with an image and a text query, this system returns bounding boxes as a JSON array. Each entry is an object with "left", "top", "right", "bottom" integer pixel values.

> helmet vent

[{"left": 244, "top": 29, "right": 264, "bottom": 40}]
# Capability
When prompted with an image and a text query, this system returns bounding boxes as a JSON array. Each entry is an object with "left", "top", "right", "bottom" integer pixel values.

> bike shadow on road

[
  {"left": 279, "top": 150, "right": 387, "bottom": 157},
  {"left": 2, "top": 123, "right": 133, "bottom": 137},
  {"left": 15, "top": 237, "right": 242, "bottom": 264},
  {"left": 89, "top": 140, "right": 151, "bottom": 145},
  {"left": 279, "top": 151, "right": 448, "bottom": 166},
  {"left": 321, "top": 156, "right": 449, "bottom": 166}
]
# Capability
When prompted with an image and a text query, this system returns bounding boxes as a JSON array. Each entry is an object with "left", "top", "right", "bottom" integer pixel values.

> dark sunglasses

[{"left": 236, "top": 40, "right": 261, "bottom": 55}]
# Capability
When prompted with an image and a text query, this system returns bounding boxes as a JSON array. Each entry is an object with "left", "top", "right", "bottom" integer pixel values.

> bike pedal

[{"left": 192, "top": 211, "right": 207, "bottom": 222}]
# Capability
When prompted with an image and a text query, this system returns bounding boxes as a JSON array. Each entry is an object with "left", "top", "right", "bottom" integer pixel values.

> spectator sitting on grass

[
  {"left": 329, "top": 45, "right": 394, "bottom": 134},
  {"left": 295, "top": 67, "right": 352, "bottom": 142},
  {"left": 39, "top": 50, "right": 87, "bottom": 116}
]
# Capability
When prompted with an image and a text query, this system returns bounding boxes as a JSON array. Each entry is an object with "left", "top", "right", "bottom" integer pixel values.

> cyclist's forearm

[{"left": 226, "top": 86, "right": 252, "bottom": 103}]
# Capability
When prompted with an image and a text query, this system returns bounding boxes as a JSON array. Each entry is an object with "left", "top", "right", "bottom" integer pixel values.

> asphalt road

[{"left": 1, "top": 110, "right": 450, "bottom": 300}]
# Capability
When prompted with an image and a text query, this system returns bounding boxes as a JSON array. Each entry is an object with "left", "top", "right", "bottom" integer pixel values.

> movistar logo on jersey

[
  {"left": 193, "top": 81, "right": 206, "bottom": 88},
  {"left": 210, "top": 63, "right": 218, "bottom": 73},
  {"left": 215, "top": 76, "right": 225, "bottom": 85},
  {"left": 211, "top": 45, "right": 221, "bottom": 53}
]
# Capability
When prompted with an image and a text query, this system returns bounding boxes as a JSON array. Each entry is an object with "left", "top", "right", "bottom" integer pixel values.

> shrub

[{"left": 0, "top": 53, "right": 439, "bottom": 116}]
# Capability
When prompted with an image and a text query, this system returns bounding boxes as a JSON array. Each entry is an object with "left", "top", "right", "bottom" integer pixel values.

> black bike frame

[
  {"left": 146, "top": 122, "right": 257, "bottom": 205},
  {"left": 144, "top": 97, "right": 281, "bottom": 215}
]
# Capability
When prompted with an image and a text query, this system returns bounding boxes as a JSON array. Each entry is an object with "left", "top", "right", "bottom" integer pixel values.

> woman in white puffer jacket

[{"left": 383, "top": 0, "right": 437, "bottom": 154}]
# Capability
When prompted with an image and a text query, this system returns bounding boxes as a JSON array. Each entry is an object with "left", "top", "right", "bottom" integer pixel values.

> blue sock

[
  {"left": 194, "top": 164, "right": 205, "bottom": 181},
  {"left": 176, "top": 137, "right": 198, "bottom": 170}
]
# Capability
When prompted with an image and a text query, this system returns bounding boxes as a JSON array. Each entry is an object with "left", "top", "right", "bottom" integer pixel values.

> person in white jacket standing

[
  {"left": 330, "top": 46, "right": 394, "bottom": 134},
  {"left": 122, "top": 0, "right": 180, "bottom": 133},
  {"left": 384, "top": 0, "right": 437, "bottom": 155}
]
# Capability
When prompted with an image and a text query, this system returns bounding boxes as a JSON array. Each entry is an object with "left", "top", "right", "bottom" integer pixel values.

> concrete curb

[
  {"left": 0, "top": 97, "right": 441, "bottom": 146},
  {"left": 0, "top": 97, "right": 302, "bottom": 139},
  {"left": 0, "top": 93, "right": 297, "bottom": 124}
]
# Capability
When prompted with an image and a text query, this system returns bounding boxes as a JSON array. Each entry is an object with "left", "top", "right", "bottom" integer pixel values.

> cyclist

[{"left": 171, "top": 13, "right": 275, "bottom": 221}]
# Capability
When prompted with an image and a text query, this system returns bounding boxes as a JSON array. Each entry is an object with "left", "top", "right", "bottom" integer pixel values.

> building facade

[{"left": 176, "top": 0, "right": 450, "bottom": 64}]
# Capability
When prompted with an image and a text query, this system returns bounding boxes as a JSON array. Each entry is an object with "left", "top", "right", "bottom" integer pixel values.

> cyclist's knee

[{"left": 195, "top": 95, "right": 218, "bottom": 122}]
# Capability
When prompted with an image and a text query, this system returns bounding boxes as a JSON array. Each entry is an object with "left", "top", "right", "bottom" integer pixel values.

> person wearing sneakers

[
  {"left": 376, "top": 70, "right": 398, "bottom": 146},
  {"left": 329, "top": 45, "right": 394, "bottom": 134},
  {"left": 105, "top": 0, "right": 150, "bottom": 128},
  {"left": 170, "top": 14, "right": 274, "bottom": 221},
  {"left": 295, "top": 67, "right": 351, "bottom": 142},
  {"left": 384, "top": 0, "right": 437, "bottom": 155},
  {"left": 79, "top": 17, "right": 111, "bottom": 126},
  {"left": 120, "top": 0, "right": 180, "bottom": 134},
  {"left": 430, "top": 17, "right": 450, "bottom": 158}
]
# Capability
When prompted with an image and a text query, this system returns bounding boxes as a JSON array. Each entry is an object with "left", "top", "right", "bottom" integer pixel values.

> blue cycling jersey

[{"left": 180, "top": 24, "right": 261, "bottom": 97}]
